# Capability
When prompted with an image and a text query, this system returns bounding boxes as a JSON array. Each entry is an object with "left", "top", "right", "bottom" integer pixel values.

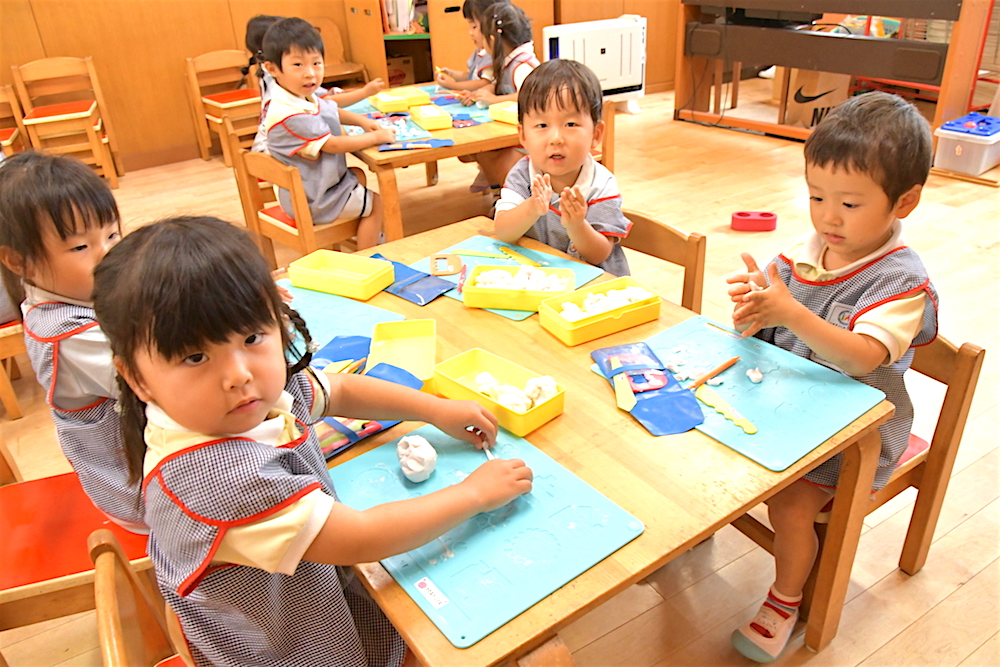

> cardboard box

[{"left": 386, "top": 56, "right": 415, "bottom": 86}]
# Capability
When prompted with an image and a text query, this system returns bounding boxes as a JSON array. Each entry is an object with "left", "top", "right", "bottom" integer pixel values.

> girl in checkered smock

[
  {"left": 725, "top": 92, "right": 939, "bottom": 663},
  {"left": 0, "top": 151, "right": 143, "bottom": 532},
  {"left": 92, "top": 217, "right": 532, "bottom": 667}
]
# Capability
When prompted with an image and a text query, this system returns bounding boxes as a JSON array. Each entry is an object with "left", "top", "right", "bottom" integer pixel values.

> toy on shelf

[{"left": 731, "top": 211, "right": 777, "bottom": 231}]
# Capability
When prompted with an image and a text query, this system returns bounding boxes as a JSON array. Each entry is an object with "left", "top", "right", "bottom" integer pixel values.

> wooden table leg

[
  {"left": 425, "top": 161, "right": 439, "bottom": 186},
  {"left": 374, "top": 164, "right": 404, "bottom": 241},
  {"left": 803, "top": 428, "right": 881, "bottom": 651},
  {"left": 515, "top": 635, "right": 576, "bottom": 667}
]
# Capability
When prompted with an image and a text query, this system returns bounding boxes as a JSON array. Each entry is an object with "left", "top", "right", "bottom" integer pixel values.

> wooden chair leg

[
  {"left": 425, "top": 161, "right": 439, "bottom": 186},
  {"left": 259, "top": 235, "right": 278, "bottom": 270},
  {"left": 0, "top": 364, "right": 23, "bottom": 420},
  {"left": 216, "top": 126, "right": 233, "bottom": 167},
  {"left": 899, "top": 480, "right": 950, "bottom": 575},
  {"left": 516, "top": 635, "right": 576, "bottom": 667}
]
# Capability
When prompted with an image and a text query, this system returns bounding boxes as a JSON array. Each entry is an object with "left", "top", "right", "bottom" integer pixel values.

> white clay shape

[
  {"left": 706, "top": 377, "right": 724, "bottom": 386},
  {"left": 397, "top": 435, "right": 438, "bottom": 483},
  {"left": 524, "top": 376, "right": 558, "bottom": 405},
  {"left": 746, "top": 367, "right": 764, "bottom": 384}
]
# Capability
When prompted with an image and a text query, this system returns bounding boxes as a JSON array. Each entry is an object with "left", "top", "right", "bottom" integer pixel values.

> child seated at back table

[
  {"left": 493, "top": 59, "right": 631, "bottom": 276},
  {"left": 434, "top": 0, "right": 505, "bottom": 94},
  {"left": 262, "top": 17, "right": 392, "bottom": 248},
  {"left": 726, "top": 91, "right": 938, "bottom": 663}
]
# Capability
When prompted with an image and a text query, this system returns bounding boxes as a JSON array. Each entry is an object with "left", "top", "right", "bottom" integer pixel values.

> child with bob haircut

[
  {"left": 262, "top": 17, "right": 392, "bottom": 248},
  {"left": 494, "top": 59, "right": 631, "bottom": 276},
  {"left": 0, "top": 151, "right": 142, "bottom": 531},
  {"left": 726, "top": 91, "right": 938, "bottom": 662},
  {"left": 434, "top": 0, "right": 505, "bottom": 94},
  {"left": 92, "top": 216, "right": 532, "bottom": 667}
]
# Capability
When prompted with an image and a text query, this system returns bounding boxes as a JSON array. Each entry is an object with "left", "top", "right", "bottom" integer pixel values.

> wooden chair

[
  {"left": 0, "top": 85, "right": 27, "bottom": 157},
  {"left": 732, "top": 334, "right": 986, "bottom": 581},
  {"left": 185, "top": 50, "right": 261, "bottom": 166},
  {"left": 592, "top": 99, "right": 616, "bottom": 173},
  {"left": 238, "top": 149, "right": 362, "bottom": 269},
  {"left": 307, "top": 17, "right": 369, "bottom": 88},
  {"left": 0, "top": 321, "right": 27, "bottom": 420},
  {"left": 89, "top": 529, "right": 188, "bottom": 667},
  {"left": 220, "top": 117, "right": 275, "bottom": 252},
  {"left": 11, "top": 56, "right": 122, "bottom": 187},
  {"left": 620, "top": 210, "right": 707, "bottom": 313},
  {"left": 0, "top": 434, "right": 150, "bottom": 645}
]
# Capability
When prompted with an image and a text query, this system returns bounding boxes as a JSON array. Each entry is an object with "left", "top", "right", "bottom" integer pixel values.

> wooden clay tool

[
  {"left": 609, "top": 357, "right": 637, "bottom": 412},
  {"left": 453, "top": 250, "right": 507, "bottom": 259},
  {"left": 498, "top": 246, "right": 542, "bottom": 266},
  {"left": 430, "top": 253, "right": 462, "bottom": 276},
  {"left": 689, "top": 356, "right": 740, "bottom": 390}
]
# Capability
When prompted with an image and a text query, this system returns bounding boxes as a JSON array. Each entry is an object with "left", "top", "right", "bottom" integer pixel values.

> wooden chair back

[
  {"left": 594, "top": 99, "right": 616, "bottom": 173},
  {"left": 0, "top": 85, "right": 27, "bottom": 156},
  {"left": 620, "top": 210, "right": 707, "bottom": 313},
  {"left": 221, "top": 117, "right": 273, "bottom": 250},
  {"left": 185, "top": 50, "right": 260, "bottom": 164},
  {"left": 89, "top": 529, "right": 185, "bottom": 667},
  {"left": 732, "top": 334, "right": 985, "bottom": 577},
  {"left": 0, "top": 322, "right": 27, "bottom": 420},
  {"left": 0, "top": 431, "right": 24, "bottom": 486},
  {"left": 307, "top": 17, "right": 368, "bottom": 86}
]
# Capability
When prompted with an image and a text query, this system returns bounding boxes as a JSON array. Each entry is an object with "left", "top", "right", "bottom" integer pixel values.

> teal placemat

[
  {"left": 328, "top": 425, "right": 644, "bottom": 648},
  {"left": 640, "top": 316, "right": 885, "bottom": 472},
  {"left": 342, "top": 113, "right": 432, "bottom": 142},
  {"left": 410, "top": 235, "right": 604, "bottom": 321},
  {"left": 420, "top": 84, "right": 494, "bottom": 123},
  {"left": 280, "top": 279, "right": 404, "bottom": 348}
]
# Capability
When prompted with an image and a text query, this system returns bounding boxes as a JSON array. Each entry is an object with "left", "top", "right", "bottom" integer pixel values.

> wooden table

[
  {"left": 330, "top": 217, "right": 892, "bottom": 666},
  {"left": 352, "top": 120, "right": 520, "bottom": 241}
]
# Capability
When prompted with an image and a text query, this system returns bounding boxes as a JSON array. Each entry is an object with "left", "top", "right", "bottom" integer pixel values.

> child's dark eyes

[
  {"left": 183, "top": 353, "right": 207, "bottom": 366},
  {"left": 843, "top": 203, "right": 859, "bottom": 209},
  {"left": 245, "top": 333, "right": 264, "bottom": 346},
  {"left": 70, "top": 245, "right": 87, "bottom": 252},
  {"left": 809, "top": 196, "right": 823, "bottom": 202}
]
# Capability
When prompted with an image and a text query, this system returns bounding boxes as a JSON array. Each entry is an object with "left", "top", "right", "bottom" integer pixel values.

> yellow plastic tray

[
  {"left": 392, "top": 86, "right": 432, "bottom": 107},
  {"left": 488, "top": 100, "right": 518, "bottom": 125},
  {"left": 538, "top": 276, "right": 662, "bottom": 346},
  {"left": 433, "top": 348, "right": 565, "bottom": 436},
  {"left": 370, "top": 92, "right": 408, "bottom": 112},
  {"left": 462, "top": 265, "right": 576, "bottom": 312},
  {"left": 288, "top": 250, "right": 393, "bottom": 301},
  {"left": 410, "top": 104, "right": 452, "bottom": 130},
  {"left": 368, "top": 319, "right": 437, "bottom": 388}
]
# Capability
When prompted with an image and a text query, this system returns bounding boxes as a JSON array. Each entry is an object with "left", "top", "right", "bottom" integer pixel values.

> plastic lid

[{"left": 940, "top": 113, "right": 1000, "bottom": 138}]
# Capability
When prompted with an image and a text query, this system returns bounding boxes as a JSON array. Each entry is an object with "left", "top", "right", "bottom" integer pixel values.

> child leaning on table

[
  {"left": 493, "top": 59, "right": 631, "bottom": 276},
  {"left": 0, "top": 151, "right": 143, "bottom": 531},
  {"left": 433, "top": 0, "right": 506, "bottom": 94},
  {"left": 262, "top": 17, "right": 392, "bottom": 249},
  {"left": 725, "top": 91, "right": 938, "bottom": 663},
  {"left": 246, "top": 14, "right": 386, "bottom": 154},
  {"left": 92, "top": 216, "right": 533, "bottom": 667}
]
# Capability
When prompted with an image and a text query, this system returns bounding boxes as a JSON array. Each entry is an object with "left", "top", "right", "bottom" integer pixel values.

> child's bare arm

[
  {"left": 732, "top": 259, "right": 889, "bottom": 376},
  {"left": 321, "top": 112, "right": 395, "bottom": 153},
  {"left": 324, "top": 78, "right": 386, "bottom": 107},
  {"left": 302, "top": 456, "right": 532, "bottom": 565},
  {"left": 442, "top": 77, "right": 490, "bottom": 92},
  {"left": 493, "top": 173, "right": 551, "bottom": 242},
  {"left": 558, "top": 185, "right": 614, "bottom": 265},
  {"left": 472, "top": 88, "right": 516, "bottom": 106}
]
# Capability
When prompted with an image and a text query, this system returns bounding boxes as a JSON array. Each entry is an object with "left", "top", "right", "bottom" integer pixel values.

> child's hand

[
  {"left": 559, "top": 185, "right": 587, "bottom": 227},
  {"left": 732, "top": 263, "right": 804, "bottom": 338},
  {"left": 461, "top": 458, "right": 533, "bottom": 513},
  {"left": 529, "top": 173, "right": 553, "bottom": 217},
  {"left": 458, "top": 91, "right": 475, "bottom": 106},
  {"left": 472, "top": 89, "right": 497, "bottom": 106},
  {"left": 725, "top": 252, "right": 768, "bottom": 303},
  {"left": 363, "top": 78, "right": 386, "bottom": 96},
  {"left": 372, "top": 127, "right": 397, "bottom": 145},
  {"left": 429, "top": 399, "right": 499, "bottom": 449},
  {"left": 435, "top": 69, "right": 457, "bottom": 86},
  {"left": 361, "top": 117, "right": 382, "bottom": 133}
]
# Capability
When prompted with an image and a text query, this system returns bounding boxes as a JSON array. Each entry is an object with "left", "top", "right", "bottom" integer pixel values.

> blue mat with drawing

[
  {"left": 409, "top": 235, "right": 605, "bottom": 321},
  {"left": 280, "top": 280, "right": 404, "bottom": 349},
  {"left": 328, "top": 424, "right": 644, "bottom": 647}
]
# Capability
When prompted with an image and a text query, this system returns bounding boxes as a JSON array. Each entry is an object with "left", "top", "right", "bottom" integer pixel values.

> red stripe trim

[
  {"left": 847, "top": 280, "right": 934, "bottom": 330},
  {"left": 763, "top": 601, "right": 791, "bottom": 619},
  {"left": 750, "top": 622, "right": 773, "bottom": 638},
  {"left": 23, "top": 303, "right": 100, "bottom": 343},
  {"left": 177, "top": 526, "right": 229, "bottom": 596},
  {"left": 783, "top": 246, "right": 911, "bottom": 286},
  {"left": 587, "top": 194, "right": 621, "bottom": 206}
]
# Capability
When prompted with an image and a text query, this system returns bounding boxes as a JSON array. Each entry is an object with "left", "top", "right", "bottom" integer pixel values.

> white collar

[
  {"left": 797, "top": 218, "right": 906, "bottom": 276},
  {"left": 145, "top": 390, "right": 295, "bottom": 446},
  {"left": 503, "top": 42, "right": 535, "bottom": 67},
  {"left": 269, "top": 80, "right": 320, "bottom": 114},
  {"left": 24, "top": 283, "right": 93, "bottom": 308}
]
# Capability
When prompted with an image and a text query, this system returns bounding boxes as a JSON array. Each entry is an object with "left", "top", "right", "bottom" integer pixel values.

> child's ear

[
  {"left": 114, "top": 357, "right": 151, "bottom": 403},
  {"left": 591, "top": 120, "right": 606, "bottom": 150},
  {"left": 517, "top": 123, "right": 526, "bottom": 145},
  {"left": 263, "top": 60, "right": 280, "bottom": 77},
  {"left": 0, "top": 247, "right": 28, "bottom": 279},
  {"left": 894, "top": 183, "right": 923, "bottom": 219}
]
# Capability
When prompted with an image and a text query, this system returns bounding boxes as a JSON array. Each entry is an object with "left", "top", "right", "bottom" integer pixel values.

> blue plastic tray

[{"left": 328, "top": 425, "right": 644, "bottom": 647}]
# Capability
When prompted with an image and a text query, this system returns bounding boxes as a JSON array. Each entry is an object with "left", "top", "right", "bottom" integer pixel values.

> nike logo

[{"left": 794, "top": 87, "right": 838, "bottom": 104}]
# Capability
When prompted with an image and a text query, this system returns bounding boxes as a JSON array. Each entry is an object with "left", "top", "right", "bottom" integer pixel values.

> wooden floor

[{"left": 2, "top": 87, "right": 998, "bottom": 667}]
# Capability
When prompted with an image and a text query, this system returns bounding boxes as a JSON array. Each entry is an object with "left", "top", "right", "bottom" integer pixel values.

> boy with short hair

[
  {"left": 493, "top": 59, "right": 631, "bottom": 276},
  {"left": 726, "top": 91, "right": 938, "bottom": 662},
  {"left": 262, "top": 18, "right": 393, "bottom": 248}
]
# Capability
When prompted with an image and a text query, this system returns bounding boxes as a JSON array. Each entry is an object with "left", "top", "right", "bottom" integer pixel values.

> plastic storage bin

[
  {"left": 370, "top": 92, "right": 409, "bottom": 113},
  {"left": 462, "top": 265, "right": 576, "bottom": 312},
  {"left": 392, "top": 86, "right": 431, "bottom": 108},
  {"left": 368, "top": 319, "right": 437, "bottom": 390},
  {"left": 434, "top": 348, "right": 565, "bottom": 436},
  {"left": 934, "top": 113, "right": 1000, "bottom": 176},
  {"left": 489, "top": 101, "right": 518, "bottom": 125},
  {"left": 288, "top": 250, "right": 393, "bottom": 301},
  {"left": 410, "top": 104, "right": 452, "bottom": 130},
  {"left": 538, "top": 276, "right": 661, "bottom": 346}
]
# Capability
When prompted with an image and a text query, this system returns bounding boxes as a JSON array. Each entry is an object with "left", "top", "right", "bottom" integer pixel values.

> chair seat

[
  {"left": 0, "top": 472, "right": 147, "bottom": 591},
  {"left": 23, "top": 100, "right": 97, "bottom": 124},
  {"left": 260, "top": 204, "right": 297, "bottom": 229},
  {"left": 202, "top": 88, "right": 261, "bottom": 108},
  {"left": 154, "top": 655, "right": 188, "bottom": 666},
  {"left": 897, "top": 433, "right": 929, "bottom": 467},
  {"left": 0, "top": 127, "right": 18, "bottom": 145}
]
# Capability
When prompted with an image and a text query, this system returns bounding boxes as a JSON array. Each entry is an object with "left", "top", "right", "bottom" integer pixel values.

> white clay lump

[
  {"left": 558, "top": 286, "right": 653, "bottom": 322},
  {"left": 397, "top": 435, "right": 438, "bottom": 483},
  {"left": 475, "top": 372, "right": 557, "bottom": 413},
  {"left": 746, "top": 367, "right": 764, "bottom": 383},
  {"left": 473, "top": 266, "right": 570, "bottom": 292}
]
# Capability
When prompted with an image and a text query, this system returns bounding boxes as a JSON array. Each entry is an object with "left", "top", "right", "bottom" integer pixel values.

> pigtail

[
  {"left": 283, "top": 302, "right": 329, "bottom": 419},
  {"left": 481, "top": 3, "right": 532, "bottom": 87},
  {"left": 116, "top": 376, "right": 149, "bottom": 485}
]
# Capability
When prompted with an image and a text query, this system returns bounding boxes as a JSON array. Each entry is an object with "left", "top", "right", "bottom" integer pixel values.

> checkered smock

[
  {"left": 758, "top": 247, "right": 938, "bottom": 490},
  {"left": 498, "top": 156, "right": 632, "bottom": 276},
  {"left": 467, "top": 49, "right": 492, "bottom": 80},
  {"left": 144, "top": 372, "right": 405, "bottom": 667},
  {"left": 22, "top": 300, "right": 144, "bottom": 529}
]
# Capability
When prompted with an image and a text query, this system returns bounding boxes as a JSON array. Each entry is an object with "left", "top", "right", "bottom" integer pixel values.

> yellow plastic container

[
  {"left": 462, "top": 265, "right": 576, "bottom": 312},
  {"left": 288, "top": 250, "right": 394, "bottom": 301},
  {"left": 410, "top": 104, "right": 452, "bottom": 130},
  {"left": 368, "top": 319, "right": 437, "bottom": 390},
  {"left": 433, "top": 348, "right": 565, "bottom": 436},
  {"left": 370, "top": 92, "right": 408, "bottom": 112},
  {"left": 538, "top": 276, "right": 661, "bottom": 346},
  {"left": 488, "top": 100, "right": 518, "bottom": 125},
  {"left": 392, "top": 86, "right": 432, "bottom": 107}
]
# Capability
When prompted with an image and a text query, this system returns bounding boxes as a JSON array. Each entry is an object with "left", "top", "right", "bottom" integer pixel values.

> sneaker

[{"left": 731, "top": 597, "right": 799, "bottom": 663}]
